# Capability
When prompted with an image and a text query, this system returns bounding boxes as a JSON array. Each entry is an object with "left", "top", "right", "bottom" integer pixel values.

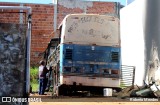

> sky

[
  {"left": 0, "top": 0, "right": 127, "bottom": 6},
  {"left": 126, "top": 0, "right": 134, "bottom": 5}
]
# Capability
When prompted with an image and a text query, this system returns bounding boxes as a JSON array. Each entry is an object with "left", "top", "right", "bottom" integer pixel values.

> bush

[
  {"left": 30, "top": 67, "right": 38, "bottom": 83},
  {"left": 30, "top": 67, "right": 39, "bottom": 92}
]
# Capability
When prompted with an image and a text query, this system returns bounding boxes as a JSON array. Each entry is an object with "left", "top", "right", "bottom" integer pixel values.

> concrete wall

[
  {"left": 120, "top": 0, "right": 145, "bottom": 86},
  {"left": 0, "top": 23, "right": 26, "bottom": 100},
  {"left": 144, "top": 0, "right": 160, "bottom": 85},
  {"left": 121, "top": 0, "right": 160, "bottom": 86}
]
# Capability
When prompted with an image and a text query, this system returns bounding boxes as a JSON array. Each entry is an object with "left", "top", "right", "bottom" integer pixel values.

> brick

[{"left": 0, "top": 1, "right": 116, "bottom": 66}]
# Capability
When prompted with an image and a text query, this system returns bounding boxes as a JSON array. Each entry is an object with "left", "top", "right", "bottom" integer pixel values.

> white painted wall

[{"left": 120, "top": 0, "right": 145, "bottom": 86}]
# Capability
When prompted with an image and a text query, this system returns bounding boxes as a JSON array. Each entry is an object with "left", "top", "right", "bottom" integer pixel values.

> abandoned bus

[{"left": 46, "top": 14, "right": 121, "bottom": 95}]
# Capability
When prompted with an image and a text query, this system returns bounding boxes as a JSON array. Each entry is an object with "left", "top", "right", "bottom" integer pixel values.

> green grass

[
  {"left": 30, "top": 67, "right": 39, "bottom": 92},
  {"left": 120, "top": 82, "right": 127, "bottom": 89},
  {"left": 31, "top": 83, "right": 39, "bottom": 92}
]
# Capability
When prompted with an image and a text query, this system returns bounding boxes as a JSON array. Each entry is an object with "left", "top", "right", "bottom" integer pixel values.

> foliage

[
  {"left": 30, "top": 67, "right": 39, "bottom": 92},
  {"left": 30, "top": 67, "right": 38, "bottom": 83},
  {"left": 31, "top": 83, "right": 39, "bottom": 92}
]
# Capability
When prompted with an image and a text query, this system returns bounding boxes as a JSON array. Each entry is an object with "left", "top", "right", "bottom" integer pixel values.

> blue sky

[{"left": 0, "top": 0, "right": 126, "bottom": 6}]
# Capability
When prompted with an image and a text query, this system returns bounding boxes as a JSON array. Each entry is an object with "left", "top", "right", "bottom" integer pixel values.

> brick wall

[
  {"left": 25, "top": 4, "right": 54, "bottom": 65},
  {"left": 57, "top": 0, "right": 117, "bottom": 26},
  {"left": 0, "top": 3, "right": 21, "bottom": 23},
  {"left": 0, "top": 1, "right": 118, "bottom": 66},
  {"left": 0, "top": 2, "right": 54, "bottom": 66}
]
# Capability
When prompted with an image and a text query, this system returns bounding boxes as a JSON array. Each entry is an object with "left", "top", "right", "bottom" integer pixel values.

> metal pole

[
  {"left": 132, "top": 67, "right": 135, "bottom": 88},
  {"left": 26, "top": 9, "right": 32, "bottom": 97},
  {"left": 0, "top": 6, "right": 31, "bottom": 14},
  {"left": 19, "top": 4, "right": 24, "bottom": 24},
  {"left": 54, "top": 0, "right": 58, "bottom": 32},
  {"left": 126, "top": 0, "right": 128, "bottom": 6}
]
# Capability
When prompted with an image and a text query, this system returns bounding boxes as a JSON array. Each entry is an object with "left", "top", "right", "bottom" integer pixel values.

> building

[{"left": 0, "top": 0, "right": 122, "bottom": 66}]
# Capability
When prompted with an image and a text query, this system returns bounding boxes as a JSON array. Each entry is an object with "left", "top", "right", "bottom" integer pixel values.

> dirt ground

[
  {"left": 29, "top": 88, "right": 160, "bottom": 105},
  {"left": 30, "top": 102, "right": 160, "bottom": 105},
  {"left": 29, "top": 95, "right": 160, "bottom": 105}
]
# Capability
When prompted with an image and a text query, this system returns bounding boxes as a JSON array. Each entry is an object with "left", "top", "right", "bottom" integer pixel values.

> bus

[{"left": 46, "top": 14, "right": 121, "bottom": 95}]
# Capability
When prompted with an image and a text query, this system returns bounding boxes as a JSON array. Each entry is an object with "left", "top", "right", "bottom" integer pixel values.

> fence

[{"left": 121, "top": 65, "right": 135, "bottom": 88}]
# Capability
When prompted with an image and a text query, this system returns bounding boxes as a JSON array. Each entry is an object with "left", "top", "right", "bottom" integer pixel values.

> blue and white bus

[{"left": 46, "top": 14, "right": 121, "bottom": 95}]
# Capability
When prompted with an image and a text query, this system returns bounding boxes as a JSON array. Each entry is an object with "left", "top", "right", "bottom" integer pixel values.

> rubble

[
  {"left": 113, "top": 86, "right": 138, "bottom": 98},
  {"left": 113, "top": 82, "right": 160, "bottom": 99}
]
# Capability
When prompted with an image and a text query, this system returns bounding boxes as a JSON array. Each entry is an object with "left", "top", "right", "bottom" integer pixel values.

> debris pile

[
  {"left": 113, "top": 86, "right": 138, "bottom": 98},
  {"left": 113, "top": 82, "right": 160, "bottom": 98}
]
